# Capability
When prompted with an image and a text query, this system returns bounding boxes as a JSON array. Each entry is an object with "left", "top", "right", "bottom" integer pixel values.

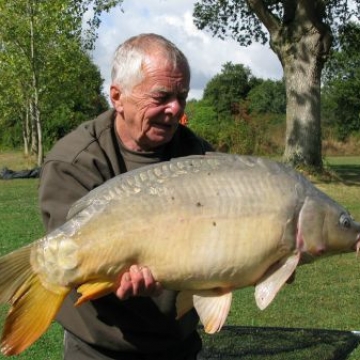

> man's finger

[
  {"left": 116, "top": 271, "right": 132, "bottom": 300},
  {"left": 141, "top": 267, "right": 163, "bottom": 297},
  {"left": 129, "top": 265, "right": 145, "bottom": 295}
]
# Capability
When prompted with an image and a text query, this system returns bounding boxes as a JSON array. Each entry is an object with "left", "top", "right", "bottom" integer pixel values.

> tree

[
  {"left": 247, "top": 79, "right": 286, "bottom": 114},
  {"left": 203, "top": 62, "right": 261, "bottom": 118},
  {"left": 187, "top": 98, "right": 257, "bottom": 154},
  {"left": 40, "top": 49, "right": 109, "bottom": 150},
  {"left": 186, "top": 99, "right": 219, "bottom": 146},
  {"left": 193, "top": 0, "right": 360, "bottom": 170},
  {"left": 0, "top": 0, "right": 122, "bottom": 166},
  {"left": 322, "top": 22, "right": 360, "bottom": 141}
]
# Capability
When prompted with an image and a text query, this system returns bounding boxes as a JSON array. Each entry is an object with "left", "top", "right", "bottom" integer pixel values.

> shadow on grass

[
  {"left": 329, "top": 163, "right": 360, "bottom": 186},
  {"left": 199, "top": 326, "right": 360, "bottom": 360}
]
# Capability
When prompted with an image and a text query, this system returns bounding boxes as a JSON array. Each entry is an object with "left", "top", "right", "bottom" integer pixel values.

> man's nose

[{"left": 165, "top": 97, "right": 184, "bottom": 116}]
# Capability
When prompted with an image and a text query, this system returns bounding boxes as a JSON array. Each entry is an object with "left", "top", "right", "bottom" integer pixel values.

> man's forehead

[
  {"left": 150, "top": 83, "right": 189, "bottom": 94},
  {"left": 134, "top": 57, "right": 189, "bottom": 94},
  {"left": 141, "top": 70, "right": 190, "bottom": 93},
  {"left": 142, "top": 55, "right": 189, "bottom": 77}
]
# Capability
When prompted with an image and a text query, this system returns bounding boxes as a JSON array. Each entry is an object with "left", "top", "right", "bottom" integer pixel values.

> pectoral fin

[
  {"left": 75, "top": 280, "right": 115, "bottom": 306},
  {"left": 176, "top": 289, "right": 232, "bottom": 334},
  {"left": 255, "top": 253, "right": 300, "bottom": 310},
  {"left": 176, "top": 291, "right": 195, "bottom": 319}
]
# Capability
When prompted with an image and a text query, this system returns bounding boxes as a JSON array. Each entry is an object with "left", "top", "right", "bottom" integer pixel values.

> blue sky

[{"left": 91, "top": 0, "right": 283, "bottom": 101}]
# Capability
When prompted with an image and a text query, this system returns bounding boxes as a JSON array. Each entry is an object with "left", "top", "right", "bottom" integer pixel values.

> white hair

[{"left": 111, "top": 33, "right": 190, "bottom": 94}]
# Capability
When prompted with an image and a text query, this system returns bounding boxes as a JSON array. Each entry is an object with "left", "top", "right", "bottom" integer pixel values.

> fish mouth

[{"left": 356, "top": 235, "right": 360, "bottom": 257}]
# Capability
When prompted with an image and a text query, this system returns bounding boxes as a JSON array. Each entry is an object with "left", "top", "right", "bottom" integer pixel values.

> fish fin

[
  {"left": 176, "top": 290, "right": 232, "bottom": 333},
  {"left": 0, "top": 246, "right": 34, "bottom": 304},
  {"left": 75, "top": 280, "right": 115, "bottom": 306},
  {"left": 255, "top": 253, "right": 300, "bottom": 310},
  {"left": 0, "top": 246, "right": 70, "bottom": 356},
  {"left": 193, "top": 291, "right": 232, "bottom": 334},
  {"left": 176, "top": 291, "right": 195, "bottom": 319}
]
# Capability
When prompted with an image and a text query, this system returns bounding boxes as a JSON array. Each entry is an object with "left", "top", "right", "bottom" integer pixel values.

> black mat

[{"left": 198, "top": 326, "right": 360, "bottom": 360}]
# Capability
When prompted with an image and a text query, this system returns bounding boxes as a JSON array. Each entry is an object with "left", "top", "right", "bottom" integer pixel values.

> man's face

[{"left": 112, "top": 56, "right": 190, "bottom": 151}]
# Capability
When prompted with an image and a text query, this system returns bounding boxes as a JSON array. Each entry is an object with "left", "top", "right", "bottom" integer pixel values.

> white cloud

[{"left": 91, "top": 0, "right": 283, "bottom": 101}]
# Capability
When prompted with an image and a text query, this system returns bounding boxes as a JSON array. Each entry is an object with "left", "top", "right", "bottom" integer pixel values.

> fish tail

[{"left": 0, "top": 245, "right": 70, "bottom": 356}]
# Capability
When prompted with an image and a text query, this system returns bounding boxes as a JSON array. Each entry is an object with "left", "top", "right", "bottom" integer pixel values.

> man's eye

[
  {"left": 154, "top": 94, "right": 170, "bottom": 103},
  {"left": 153, "top": 93, "right": 187, "bottom": 105}
]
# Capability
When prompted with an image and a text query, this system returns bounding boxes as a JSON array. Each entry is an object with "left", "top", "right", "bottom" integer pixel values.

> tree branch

[{"left": 246, "top": 0, "right": 281, "bottom": 34}]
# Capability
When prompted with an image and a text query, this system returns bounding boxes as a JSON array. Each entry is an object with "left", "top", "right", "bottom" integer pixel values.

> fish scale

[{"left": 0, "top": 153, "right": 359, "bottom": 356}]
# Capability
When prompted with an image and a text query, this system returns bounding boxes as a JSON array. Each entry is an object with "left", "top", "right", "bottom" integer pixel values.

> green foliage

[
  {"left": 0, "top": 46, "right": 109, "bottom": 151},
  {"left": 0, "top": 0, "right": 119, "bottom": 156},
  {"left": 187, "top": 99, "right": 255, "bottom": 153},
  {"left": 0, "top": 118, "right": 23, "bottom": 150},
  {"left": 186, "top": 100, "right": 218, "bottom": 146},
  {"left": 202, "top": 62, "right": 260, "bottom": 118},
  {"left": 193, "top": 0, "right": 360, "bottom": 48},
  {"left": 194, "top": 60, "right": 286, "bottom": 156},
  {"left": 193, "top": 0, "right": 360, "bottom": 170},
  {"left": 322, "top": 22, "right": 360, "bottom": 141},
  {"left": 186, "top": 99, "right": 284, "bottom": 155},
  {"left": 247, "top": 79, "right": 286, "bottom": 115},
  {"left": 40, "top": 49, "right": 109, "bottom": 150},
  {"left": 193, "top": 0, "right": 270, "bottom": 45}
]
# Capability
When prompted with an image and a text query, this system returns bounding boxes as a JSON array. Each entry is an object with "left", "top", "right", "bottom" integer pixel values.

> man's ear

[{"left": 110, "top": 85, "right": 124, "bottom": 112}]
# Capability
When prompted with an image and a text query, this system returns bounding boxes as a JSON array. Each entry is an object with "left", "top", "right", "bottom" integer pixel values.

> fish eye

[{"left": 339, "top": 214, "right": 351, "bottom": 229}]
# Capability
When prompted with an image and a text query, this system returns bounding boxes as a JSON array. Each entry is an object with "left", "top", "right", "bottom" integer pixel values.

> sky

[{"left": 90, "top": 0, "right": 283, "bottom": 101}]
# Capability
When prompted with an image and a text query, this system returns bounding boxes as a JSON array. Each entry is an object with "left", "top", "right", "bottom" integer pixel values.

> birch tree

[{"left": 0, "top": 0, "right": 123, "bottom": 166}]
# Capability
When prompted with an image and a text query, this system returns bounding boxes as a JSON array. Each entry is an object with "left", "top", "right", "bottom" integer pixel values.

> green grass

[
  {"left": 0, "top": 156, "right": 360, "bottom": 359},
  {"left": 0, "top": 180, "right": 63, "bottom": 359}
]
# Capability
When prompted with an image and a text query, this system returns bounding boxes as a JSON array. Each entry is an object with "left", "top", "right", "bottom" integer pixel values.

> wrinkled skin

[{"left": 111, "top": 56, "right": 190, "bottom": 152}]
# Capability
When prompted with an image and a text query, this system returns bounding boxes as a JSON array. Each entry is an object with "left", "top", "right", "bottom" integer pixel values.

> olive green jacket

[{"left": 39, "top": 109, "right": 213, "bottom": 356}]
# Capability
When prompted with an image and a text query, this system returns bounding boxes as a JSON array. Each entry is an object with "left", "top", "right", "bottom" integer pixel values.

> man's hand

[{"left": 115, "top": 265, "right": 163, "bottom": 300}]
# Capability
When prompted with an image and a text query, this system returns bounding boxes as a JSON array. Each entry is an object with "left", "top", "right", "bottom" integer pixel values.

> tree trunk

[
  {"left": 282, "top": 33, "right": 324, "bottom": 169},
  {"left": 29, "top": 0, "right": 43, "bottom": 166},
  {"left": 251, "top": 0, "right": 332, "bottom": 170},
  {"left": 34, "top": 92, "right": 43, "bottom": 166},
  {"left": 23, "top": 104, "right": 30, "bottom": 157}
]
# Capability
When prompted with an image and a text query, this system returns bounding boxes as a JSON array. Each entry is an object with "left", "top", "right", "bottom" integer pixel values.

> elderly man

[{"left": 39, "top": 33, "right": 212, "bottom": 360}]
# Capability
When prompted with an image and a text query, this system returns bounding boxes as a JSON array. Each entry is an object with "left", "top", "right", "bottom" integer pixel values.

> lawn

[
  {"left": 0, "top": 155, "right": 359, "bottom": 359},
  {"left": 0, "top": 179, "right": 63, "bottom": 359}
]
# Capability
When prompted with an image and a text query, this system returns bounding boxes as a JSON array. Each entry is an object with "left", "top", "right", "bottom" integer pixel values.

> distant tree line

[
  {"left": 186, "top": 62, "right": 286, "bottom": 155},
  {"left": 322, "top": 22, "right": 360, "bottom": 142},
  {"left": 1, "top": 0, "right": 359, "bottom": 164},
  {"left": 186, "top": 21, "right": 360, "bottom": 156}
]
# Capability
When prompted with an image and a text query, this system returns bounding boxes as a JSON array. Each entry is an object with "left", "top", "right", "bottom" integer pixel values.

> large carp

[{"left": 0, "top": 153, "right": 359, "bottom": 355}]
